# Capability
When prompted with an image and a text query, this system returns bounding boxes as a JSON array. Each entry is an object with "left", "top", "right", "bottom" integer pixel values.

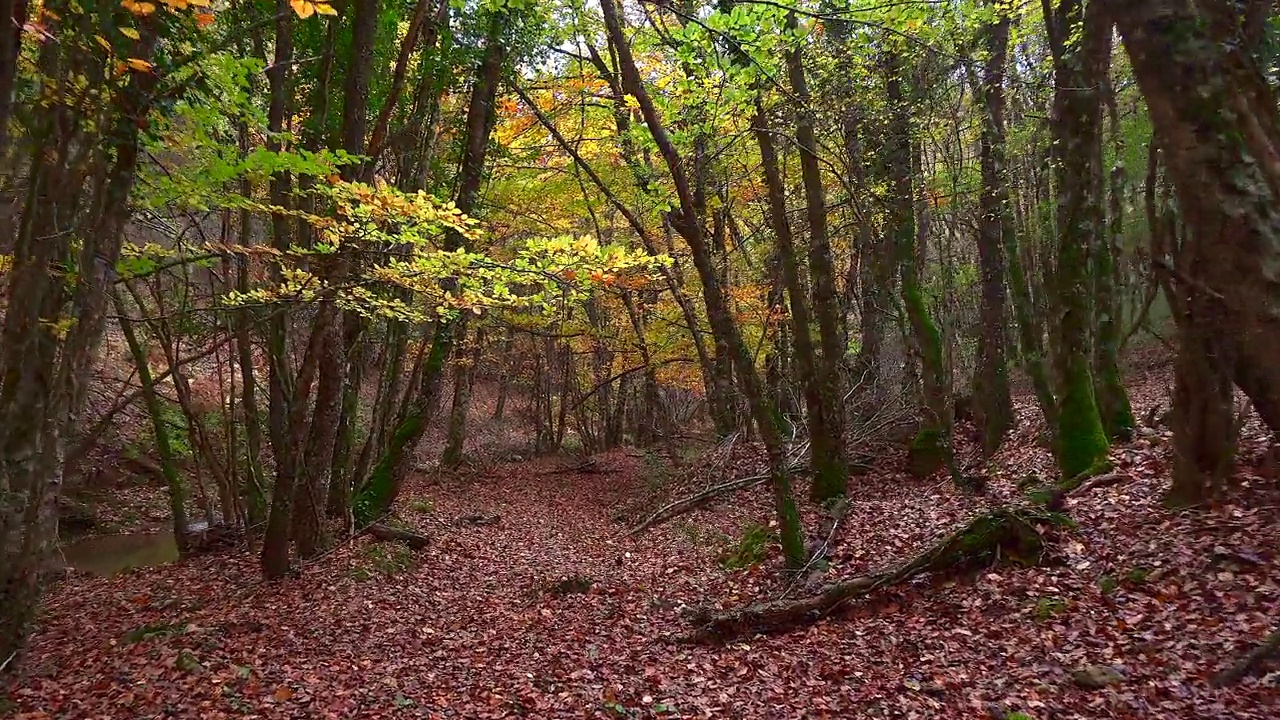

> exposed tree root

[
  {"left": 791, "top": 498, "right": 851, "bottom": 596},
  {"left": 1213, "top": 629, "right": 1280, "bottom": 687},
  {"left": 683, "top": 508, "right": 1063, "bottom": 643}
]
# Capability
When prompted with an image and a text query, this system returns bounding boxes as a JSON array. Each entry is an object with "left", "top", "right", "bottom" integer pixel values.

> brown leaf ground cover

[{"left": 5, "top": 369, "right": 1280, "bottom": 719}]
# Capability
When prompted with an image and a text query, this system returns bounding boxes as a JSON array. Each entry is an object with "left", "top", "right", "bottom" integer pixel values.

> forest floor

[{"left": 5, "top": 362, "right": 1280, "bottom": 719}]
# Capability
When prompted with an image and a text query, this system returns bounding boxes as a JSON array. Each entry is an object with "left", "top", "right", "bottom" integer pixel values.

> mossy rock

[
  {"left": 1071, "top": 664, "right": 1125, "bottom": 689},
  {"left": 907, "top": 427, "right": 947, "bottom": 478}
]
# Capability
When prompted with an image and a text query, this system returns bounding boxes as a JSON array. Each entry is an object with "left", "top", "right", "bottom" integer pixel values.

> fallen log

[
  {"left": 625, "top": 473, "right": 770, "bottom": 537},
  {"left": 367, "top": 524, "right": 430, "bottom": 550},
  {"left": 1069, "top": 471, "right": 1130, "bottom": 496},
  {"left": 684, "top": 508, "right": 1062, "bottom": 643}
]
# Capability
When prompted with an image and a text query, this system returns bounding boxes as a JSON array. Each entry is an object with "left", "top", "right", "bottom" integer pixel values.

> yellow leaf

[
  {"left": 126, "top": 57, "right": 153, "bottom": 72},
  {"left": 120, "top": 27, "right": 140, "bottom": 40},
  {"left": 314, "top": 2, "right": 336, "bottom": 15},
  {"left": 289, "top": 0, "right": 314, "bottom": 17},
  {"left": 188, "top": 0, "right": 211, "bottom": 6},
  {"left": 95, "top": 35, "right": 112, "bottom": 51}
]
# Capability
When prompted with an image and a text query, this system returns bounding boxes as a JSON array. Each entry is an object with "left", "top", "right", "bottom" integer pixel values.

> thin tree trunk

[
  {"left": 601, "top": 0, "right": 805, "bottom": 568},
  {"left": 1095, "top": 66, "right": 1136, "bottom": 441},
  {"left": 784, "top": 17, "right": 850, "bottom": 500},
  {"left": 751, "top": 100, "right": 845, "bottom": 502},
  {"left": 114, "top": 290, "right": 190, "bottom": 555}
]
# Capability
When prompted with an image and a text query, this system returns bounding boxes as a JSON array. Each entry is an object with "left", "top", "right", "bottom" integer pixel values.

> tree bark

[
  {"left": 752, "top": 102, "right": 846, "bottom": 503},
  {"left": 1094, "top": 70, "right": 1136, "bottom": 441},
  {"left": 973, "top": 5, "right": 1016, "bottom": 456},
  {"left": 884, "top": 53, "right": 953, "bottom": 479},
  {"left": 260, "top": 0, "right": 298, "bottom": 579}
]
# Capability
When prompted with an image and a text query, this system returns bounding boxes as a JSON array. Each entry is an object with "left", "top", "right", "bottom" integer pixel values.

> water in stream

[{"left": 59, "top": 531, "right": 180, "bottom": 576}]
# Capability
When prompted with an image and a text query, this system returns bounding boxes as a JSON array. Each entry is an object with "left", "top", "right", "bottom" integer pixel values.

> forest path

[{"left": 7, "top": 427, "right": 1280, "bottom": 719}]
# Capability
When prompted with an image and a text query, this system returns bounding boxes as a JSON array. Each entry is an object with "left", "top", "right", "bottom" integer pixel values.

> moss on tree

[{"left": 1055, "top": 364, "right": 1110, "bottom": 479}]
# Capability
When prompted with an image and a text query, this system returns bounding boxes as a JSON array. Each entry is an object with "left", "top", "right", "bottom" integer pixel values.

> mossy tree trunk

[
  {"left": 114, "top": 289, "right": 190, "bottom": 556},
  {"left": 1045, "top": 0, "right": 1110, "bottom": 478},
  {"left": 355, "top": 18, "right": 505, "bottom": 523},
  {"left": 885, "top": 52, "right": 953, "bottom": 479},
  {"left": 1093, "top": 32, "right": 1136, "bottom": 442}
]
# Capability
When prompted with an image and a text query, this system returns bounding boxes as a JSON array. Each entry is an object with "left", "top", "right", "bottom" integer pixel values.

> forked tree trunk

[
  {"left": 751, "top": 101, "right": 846, "bottom": 503},
  {"left": 1104, "top": 0, "right": 1280, "bottom": 438},
  {"left": 784, "top": 15, "right": 850, "bottom": 501},
  {"left": 601, "top": 0, "right": 805, "bottom": 568},
  {"left": 1, "top": 17, "right": 156, "bottom": 656},
  {"left": 355, "top": 19, "right": 505, "bottom": 522}
]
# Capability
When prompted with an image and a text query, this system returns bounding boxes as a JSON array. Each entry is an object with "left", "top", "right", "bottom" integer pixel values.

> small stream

[{"left": 58, "top": 521, "right": 211, "bottom": 575}]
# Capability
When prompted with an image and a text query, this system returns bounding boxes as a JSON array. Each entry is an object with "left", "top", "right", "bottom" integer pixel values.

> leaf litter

[{"left": 5, "top": 373, "right": 1280, "bottom": 719}]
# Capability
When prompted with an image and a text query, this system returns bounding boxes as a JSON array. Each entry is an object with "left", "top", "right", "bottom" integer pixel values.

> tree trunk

[
  {"left": 784, "top": 17, "right": 850, "bottom": 501},
  {"left": 1095, "top": 72, "right": 1136, "bottom": 441},
  {"left": 1045, "top": 0, "right": 1110, "bottom": 478},
  {"left": 356, "top": 18, "right": 505, "bottom": 521},
  {"left": 973, "top": 5, "right": 1016, "bottom": 455},
  {"left": 1104, "top": 0, "right": 1280, "bottom": 437},
  {"left": 114, "top": 290, "right": 190, "bottom": 555},
  {"left": 260, "top": 0, "right": 297, "bottom": 579},
  {"left": 601, "top": 0, "right": 805, "bottom": 568},
  {"left": 751, "top": 100, "right": 846, "bottom": 502},
  {"left": 1, "top": 21, "right": 155, "bottom": 656},
  {"left": 441, "top": 325, "right": 483, "bottom": 467},
  {"left": 885, "top": 54, "right": 952, "bottom": 479}
]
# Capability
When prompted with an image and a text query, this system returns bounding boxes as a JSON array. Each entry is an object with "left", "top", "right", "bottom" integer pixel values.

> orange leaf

[
  {"left": 125, "top": 58, "right": 153, "bottom": 72},
  {"left": 195, "top": 12, "right": 215, "bottom": 27},
  {"left": 121, "top": 0, "right": 157, "bottom": 15},
  {"left": 272, "top": 685, "right": 293, "bottom": 702}
]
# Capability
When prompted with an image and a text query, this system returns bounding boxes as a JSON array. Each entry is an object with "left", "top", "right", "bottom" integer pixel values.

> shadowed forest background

[{"left": 3, "top": 0, "right": 1280, "bottom": 717}]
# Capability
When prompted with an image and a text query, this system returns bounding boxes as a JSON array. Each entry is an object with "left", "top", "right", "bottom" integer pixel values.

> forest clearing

[{"left": 4, "top": 0, "right": 1280, "bottom": 717}]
